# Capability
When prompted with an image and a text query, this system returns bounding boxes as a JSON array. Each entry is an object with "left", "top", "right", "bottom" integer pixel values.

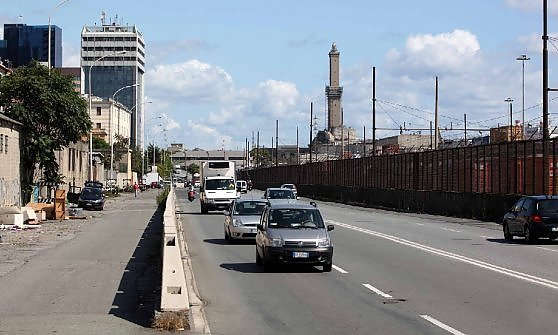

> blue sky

[{"left": 1, "top": 0, "right": 556, "bottom": 149}]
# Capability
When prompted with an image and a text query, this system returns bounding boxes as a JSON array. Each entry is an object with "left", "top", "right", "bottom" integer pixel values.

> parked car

[
  {"left": 280, "top": 184, "right": 298, "bottom": 198},
  {"left": 151, "top": 181, "right": 161, "bottom": 189},
  {"left": 503, "top": 196, "right": 558, "bottom": 243},
  {"left": 256, "top": 201, "right": 334, "bottom": 272},
  {"left": 139, "top": 183, "right": 148, "bottom": 191},
  {"left": 78, "top": 187, "right": 105, "bottom": 210},
  {"left": 236, "top": 180, "right": 248, "bottom": 193},
  {"left": 224, "top": 200, "right": 268, "bottom": 240}
]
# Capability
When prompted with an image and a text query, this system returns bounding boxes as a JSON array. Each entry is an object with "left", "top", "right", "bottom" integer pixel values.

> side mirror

[
  {"left": 310, "top": 201, "right": 317, "bottom": 207},
  {"left": 257, "top": 224, "right": 264, "bottom": 231},
  {"left": 327, "top": 225, "right": 334, "bottom": 231}
]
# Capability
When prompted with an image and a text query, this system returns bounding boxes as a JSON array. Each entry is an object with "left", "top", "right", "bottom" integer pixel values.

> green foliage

[
  {"left": 250, "top": 148, "right": 272, "bottom": 167},
  {"left": 93, "top": 137, "right": 109, "bottom": 150},
  {"left": 130, "top": 145, "right": 144, "bottom": 174},
  {"left": 186, "top": 163, "right": 199, "bottom": 177},
  {"left": 156, "top": 187, "right": 170, "bottom": 206},
  {"left": 0, "top": 62, "right": 90, "bottom": 201},
  {"left": 157, "top": 151, "right": 173, "bottom": 179}
]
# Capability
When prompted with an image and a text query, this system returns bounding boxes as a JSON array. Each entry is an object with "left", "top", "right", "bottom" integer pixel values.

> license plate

[
  {"left": 293, "top": 252, "right": 309, "bottom": 258},
  {"left": 552, "top": 227, "right": 558, "bottom": 232}
]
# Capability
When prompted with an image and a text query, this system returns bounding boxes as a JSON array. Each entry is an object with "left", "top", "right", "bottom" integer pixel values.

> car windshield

[
  {"left": 538, "top": 200, "right": 558, "bottom": 215},
  {"left": 234, "top": 201, "right": 267, "bottom": 216},
  {"left": 267, "top": 189, "right": 295, "bottom": 199},
  {"left": 282, "top": 185, "right": 295, "bottom": 190},
  {"left": 81, "top": 188, "right": 102, "bottom": 200},
  {"left": 205, "top": 179, "right": 235, "bottom": 190},
  {"left": 268, "top": 209, "right": 324, "bottom": 229}
]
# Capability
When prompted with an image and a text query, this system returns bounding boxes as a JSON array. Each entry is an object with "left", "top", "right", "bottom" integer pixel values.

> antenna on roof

[{"left": 100, "top": 11, "right": 106, "bottom": 25}]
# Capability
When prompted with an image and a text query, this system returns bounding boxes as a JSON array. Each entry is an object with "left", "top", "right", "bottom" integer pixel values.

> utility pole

[
  {"left": 341, "top": 127, "right": 344, "bottom": 159},
  {"left": 543, "top": 0, "right": 552, "bottom": 194},
  {"left": 505, "top": 98, "right": 514, "bottom": 140},
  {"left": 363, "top": 125, "right": 366, "bottom": 157},
  {"left": 430, "top": 121, "right": 433, "bottom": 149},
  {"left": 310, "top": 102, "right": 313, "bottom": 163},
  {"left": 275, "top": 119, "right": 279, "bottom": 167},
  {"left": 257, "top": 131, "right": 260, "bottom": 168},
  {"left": 464, "top": 114, "right": 467, "bottom": 145},
  {"left": 296, "top": 125, "right": 300, "bottom": 165},
  {"left": 372, "top": 67, "right": 376, "bottom": 156},
  {"left": 434, "top": 76, "right": 439, "bottom": 150}
]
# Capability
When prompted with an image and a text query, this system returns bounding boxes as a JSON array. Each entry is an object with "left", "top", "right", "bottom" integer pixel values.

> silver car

[
  {"left": 224, "top": 200, "right": 268, "bottom": 241},
  {"left": 262, "top": 188, "right": 296, "bottom": 205},
  {"left": 255, "top": 201, "right": 334, "bottom": 272},
  {"left": 280, "top": 184, "right": 297, "bottom": 198}
]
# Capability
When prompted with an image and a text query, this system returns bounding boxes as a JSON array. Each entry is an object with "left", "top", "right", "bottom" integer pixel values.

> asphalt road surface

[{"left": 177, "top": 188, "right": 558, "bottom": 335}]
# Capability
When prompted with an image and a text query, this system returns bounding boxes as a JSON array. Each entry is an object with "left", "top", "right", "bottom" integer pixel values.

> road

[
  {"left": 0, "top": 190, "right": 165, "bottom": 335},
  {"left": 177, "top": 188, "right": 558, "bottom": 335}
]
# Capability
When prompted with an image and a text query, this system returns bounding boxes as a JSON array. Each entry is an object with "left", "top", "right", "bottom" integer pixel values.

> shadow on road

[
  {"left": 220, "top": 262, "right": 323, "bottom": 274},
  {"left": 108, "top": 205, "right": 163, "bottom": 327},
  {"left": 487, "top": 238, "right": 558, "bottom": 245},
  {"left": 204, "top": 238, "right": 254, "bottom": 245}
]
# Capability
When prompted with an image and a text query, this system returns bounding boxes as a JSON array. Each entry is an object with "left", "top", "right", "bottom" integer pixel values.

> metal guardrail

[{"left": 160, "top": 187, "right": 189, "bottom": 311}]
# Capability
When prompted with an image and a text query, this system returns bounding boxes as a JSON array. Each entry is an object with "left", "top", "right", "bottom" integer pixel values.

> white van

[{"left": 236, "top": 180, "right": 248, "bottom": 193}]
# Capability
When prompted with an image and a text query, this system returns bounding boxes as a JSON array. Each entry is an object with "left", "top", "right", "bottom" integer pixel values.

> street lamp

[
  {"left": 109, "top": 84, "right": 139, "bottom": 183},
  {"left": 516, "top": 54, "right": 530, "bottom": 139},
  {"left": 505, "top": 98, "right": 514, "bottom": 140},
  {"left": 88, "top": 50, "right": 128, "bottom": 181},
  {"left": 48, "top": 0, "right": 71, "bottom": 72}
]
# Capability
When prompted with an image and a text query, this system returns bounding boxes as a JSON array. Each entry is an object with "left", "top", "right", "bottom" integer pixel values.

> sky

[{"left": 2, "top": 0, "right": 558, "bottom": 149}]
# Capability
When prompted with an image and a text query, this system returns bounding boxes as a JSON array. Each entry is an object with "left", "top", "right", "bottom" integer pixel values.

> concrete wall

[
  {"left": 55, "top": 141, "right": 89, "bottom": 193},
  {"left": 0, "top": 117, "right": 21, "bottom": 206}
]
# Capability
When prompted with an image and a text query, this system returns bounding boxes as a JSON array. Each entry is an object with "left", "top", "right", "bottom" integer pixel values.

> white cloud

[
  {"left": 386, "top": 30, "right": 481, "bottom": 76},
  {"left": 147, "top": 60, "right": 233, "bottom": 102},
  {"left": 62, "top": 42, "right": 80, "bottom": 67}
]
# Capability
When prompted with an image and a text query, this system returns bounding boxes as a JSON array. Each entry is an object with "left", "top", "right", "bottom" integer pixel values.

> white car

[
  {"left": 224, "top": 200, "right": 268, "bottom": 240},
  {"left": 280, "top": 184, "right": 298, "bottom": 198},
  {"left": 236, "top": 180, "right": 248, "bottom": 193}
]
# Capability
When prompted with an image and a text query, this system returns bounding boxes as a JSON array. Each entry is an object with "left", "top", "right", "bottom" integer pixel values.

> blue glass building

[{"left": 0, "top": 24, "right": 62, "bottom": 68}]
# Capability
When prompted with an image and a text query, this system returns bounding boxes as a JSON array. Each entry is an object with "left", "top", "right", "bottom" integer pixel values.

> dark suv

[{"left": 503, "top": 196, "right": 558, "bottom": 243}]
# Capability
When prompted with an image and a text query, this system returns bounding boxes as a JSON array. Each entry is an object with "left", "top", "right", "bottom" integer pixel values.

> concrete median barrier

[{"left": 160, "top": 188, "right": 189, "bottom": 312}]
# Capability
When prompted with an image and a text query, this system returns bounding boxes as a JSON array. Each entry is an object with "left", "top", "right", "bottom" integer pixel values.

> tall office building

[
  {"left": 81, "top": 20, "right": 146, "bottom": 149},
  {"left": 0, "top": 24, "right": 62, "bottom": 68}
]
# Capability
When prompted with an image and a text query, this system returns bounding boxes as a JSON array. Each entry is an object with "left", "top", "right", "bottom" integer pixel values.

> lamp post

[
  {"left": 48, "top": 0, "right": 71, "bottom": 73},
  {"left": 516, "top": 54, "right": 530, "bottom": 139},
  {"left": 505, "top": 98, "right": 514, "bottom": 140},
  {"left": 133, "top": 100, "right": 153, "bottom": 181},
  {"left": 110, "top": 84, "right": 139, "bottom": 182},
  {"left": 88, "top": 51, "right": 128, "bottom": 181}
]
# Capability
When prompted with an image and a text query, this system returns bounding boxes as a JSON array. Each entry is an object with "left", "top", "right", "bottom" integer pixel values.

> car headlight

[
  {"left": 232, "top": 218, "right": 242, "bottom": 227},
  {"left": 270, "top": 238, "right": 283, "bottom": 247},
  {"left": 317, "top": 238, "right": 330, "bottom": 247}
]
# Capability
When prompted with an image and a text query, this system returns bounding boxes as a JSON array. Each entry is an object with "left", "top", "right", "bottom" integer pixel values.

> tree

[
  {"left": 92, "top": 135, "right": 129, "bottom": 170},
  {"left": 0, "top": 62, "right": 90, "bottom": 202},
  {"left": 130, "top": 145, "right": 144, "bottom": 175},
  {"left": 250, "top": 148, "right": 272, "bottom": 167},
  {"left": 187, "top": 163, "right": 199, "bottom": 177},
  {"left": 157, "top": 151, "right": 173, "bottom": 179}
]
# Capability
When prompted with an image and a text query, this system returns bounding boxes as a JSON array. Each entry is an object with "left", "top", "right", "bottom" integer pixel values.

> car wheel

[
  {"left": 524, "top": 224, "right": 537, "bottom": 244},
  {"left": 256, "top": 248, "right": 263, "bottom": 266},
  {"left": 323, "top": 262, "right": 332, "bottom": 272},
  {"left": 503, "top": 222, "right": 513, "bottom": 242}
]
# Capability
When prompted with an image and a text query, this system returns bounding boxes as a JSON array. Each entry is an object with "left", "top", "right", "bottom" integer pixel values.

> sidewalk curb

[{"left": 176, "top": 210, "right": 211, "bottom": 334}]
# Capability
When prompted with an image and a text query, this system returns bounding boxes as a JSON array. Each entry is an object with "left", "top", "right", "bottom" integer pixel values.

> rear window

[
  {"left": 538, "top": 200, "right": 558, "bottom": 215},
  {"left": 234, "top": 201, "right": 267, "bottom": 215},
  {"left": 208, "top": 162, "right": 229, "bottom": 169}
]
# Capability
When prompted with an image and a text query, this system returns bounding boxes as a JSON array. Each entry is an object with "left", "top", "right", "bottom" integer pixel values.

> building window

[
  {"left": 4, "top": 135, "right": 7, "bottom": 154},
  {"left": 96, "top": 123, "right": 102, "bottom": 129},
  {"left": 97, "top": 107, "right": 102, "bottom": 115},
  {"left": 0, "top": 134, "right": 3, "bottom": 153}
]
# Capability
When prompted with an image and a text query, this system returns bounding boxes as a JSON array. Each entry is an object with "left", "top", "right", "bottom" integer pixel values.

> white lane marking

[
  {"left": 479, "top": 235, "right": 497, "bottom": 239},
  {"left": 362, "top": 283, "right": 393, "bottom": 299},
  {"left": 332, "top": 265, "right": 348, "bottom": 274},
  {"left": 440, "top": 227, "right": 461, "bottom": 233},
  {"left": 326, "top": 219, "right": 558, "bottom": 291},
  {"left": 420, "top": 315, "right": 467, "bottom": 335},
  {"left": 414, "top": 223, "right": 425, "bottom": 226},
  {"left": 536, "top": 247, "right": 558, "bottom": 253}
]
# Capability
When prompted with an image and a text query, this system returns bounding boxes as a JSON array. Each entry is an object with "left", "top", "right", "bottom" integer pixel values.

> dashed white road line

[
  {"left": 362, "top": 283, "right": 393, "bottom": 299},
  {"left": 536, "top": 246, "right": 558, "bottom": 253},
  {"left": 440, "top": 227, "right": 461, "bottom": 233},
  {"left": 419, "top": 315, "right": 467, "bottom": 335},
  {"left": 326, "top": 219, "right": 558, "bottom": 291},
  {"left": 479, "top": 235, "right": 497, "bottom": 239},
  {"left": 414, "top": 223, "right": 425, "bottom": 226},
  {"left": 332, "top": 265, "right": 348, "bottom": 274}
]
